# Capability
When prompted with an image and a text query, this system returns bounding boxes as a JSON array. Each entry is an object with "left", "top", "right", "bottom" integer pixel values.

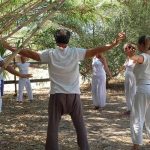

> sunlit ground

[{"left": 0, "top": 84, "right": 150, "bottom": 150}]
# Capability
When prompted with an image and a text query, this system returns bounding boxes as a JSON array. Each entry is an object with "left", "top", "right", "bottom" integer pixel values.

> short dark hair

[
  {"left": 138, "top": 35, "right": 146, "bottom": 45},
  {"left": 54, "top": 29, "right": 71, "bottom": 44},
  {"left": 138, "top": 35, "right": 150, "bottom": 50}
]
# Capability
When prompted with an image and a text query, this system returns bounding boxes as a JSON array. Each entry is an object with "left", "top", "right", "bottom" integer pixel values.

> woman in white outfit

[
  {"left": 91, "top": 53, "right": 112, "bottom": 110},
  {"left": 16, "top": 56, "right": 33, "bottom": 102},
  {"left": 0, "top": 56, "right": 32, "bottom": 112},
  {"left": 130, "top": 35, "right": 150, "bottom": 150},
  {"left": 123, "top": 43, "right": 136, "bottom": 116}
]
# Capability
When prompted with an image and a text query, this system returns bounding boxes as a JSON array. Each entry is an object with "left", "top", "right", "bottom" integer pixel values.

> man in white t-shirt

[
  {"left": 1, "top": 29, "right": 125, "bottom": 150},
  {"left": 0, "top": 56, "right": 32, "bottom": 112},
  {"left": 16, "top": 56, "right": 33, "bottom": 102}
]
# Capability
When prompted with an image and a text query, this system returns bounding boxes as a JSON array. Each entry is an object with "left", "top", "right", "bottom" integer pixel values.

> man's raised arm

[
  {"left": 0, "top": 39, "right": 41, "bottom": 61},
  {"left": 85, "top": 32, "right": 126, "bottom": 58}
]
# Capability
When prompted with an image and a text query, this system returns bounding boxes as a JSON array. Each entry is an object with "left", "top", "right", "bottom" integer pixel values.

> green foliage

[
  {"left": 30, "top": 1, "right": 124, "bottom": 80},
  {"left": 1, "top": 0, "right": 150, "bottom": 81},
  {"left": 0, "top": 43, "right": 5, "bottom": 56},
  {"left": 33, "top": 28, "right": 56, "bottom": 49}
]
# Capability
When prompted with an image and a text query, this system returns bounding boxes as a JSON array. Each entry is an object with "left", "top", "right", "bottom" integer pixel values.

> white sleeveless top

[
  {"left": 134, "top": 53, "right": 150, "bottom": 94},
  {"left": 92, "top": 57, "right": 105, "bottom": 77},
  {"left": 124, "top": 59, "right": 135, "bottom": 73}
]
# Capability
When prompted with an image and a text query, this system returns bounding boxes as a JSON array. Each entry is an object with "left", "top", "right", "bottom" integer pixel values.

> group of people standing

[
  {"left": 91, "top": 42, "right": 136, "bottom": 114},
  {"left": 0, "top": 29, "right": 150, "bottom": 150},
  {"left": 91, "top": 35, "right": 150, "bottom": 150}
]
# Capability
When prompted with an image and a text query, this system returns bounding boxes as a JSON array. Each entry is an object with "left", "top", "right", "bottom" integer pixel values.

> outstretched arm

[
  {"left": 6, "top": 65, "right": 32, "bottom": 78},
  {"left": 0, "top": 60, "right": 32, "bottom": 78},
  {"left": 0, "top": 39, "right": 41, "bottom": 61},
  {"left": 85, "top": 32, "right": 126, "bottom": 58},
  {"left": 130, "top": 55, "right": 144, "bottom": 64}
]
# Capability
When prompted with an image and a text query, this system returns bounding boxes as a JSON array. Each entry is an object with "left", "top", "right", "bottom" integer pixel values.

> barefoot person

[
  {"left": 0, "top": 29, "right": 125, "bottom": 150},
  {"left": 130, "top": 35, "right": 150, "bottom": 150},
  {"left": 91, "top": 53, "right": 112, "bottom": 110},
  {"left": 123, "top": 43, "right": 136, "bottom": 116}
]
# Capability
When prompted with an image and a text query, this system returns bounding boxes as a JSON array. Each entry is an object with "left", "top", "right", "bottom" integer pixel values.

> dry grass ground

[{"left": 0, "top": 83, "right": 150, "bottom": 150}]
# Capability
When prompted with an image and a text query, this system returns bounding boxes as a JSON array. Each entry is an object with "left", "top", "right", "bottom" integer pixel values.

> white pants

[
  {"left": 91, "top": 75, "right": 106, "bottom": 107},
  {"left": 17, "top": 78, "right": 33, "bottom": 101},
  {"left": 130, "top": 92, "right": 150, "bottom": 145},
  {"left": 124, "top": 72, "right": 136, "bottom": 111}
]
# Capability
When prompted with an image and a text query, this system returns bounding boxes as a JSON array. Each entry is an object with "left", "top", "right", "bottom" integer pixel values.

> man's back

[{"left": 39, "top": 46, "right": 86, "bottom": 94}]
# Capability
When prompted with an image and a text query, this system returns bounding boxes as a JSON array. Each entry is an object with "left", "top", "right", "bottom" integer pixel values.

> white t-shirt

[
  {"left": 134, "top": 53, "right": 150, "bottom": 94},
  {"left": 16, "top": 62, "right": 30, "bottom": 74},
  {"left": 39, "top": 46, "right": 86, "bottom": 94}
]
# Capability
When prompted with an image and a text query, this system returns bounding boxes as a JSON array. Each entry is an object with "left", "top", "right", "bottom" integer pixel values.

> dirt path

[{"left": 0, "top": 86, "right": 150, "bottom": 150}]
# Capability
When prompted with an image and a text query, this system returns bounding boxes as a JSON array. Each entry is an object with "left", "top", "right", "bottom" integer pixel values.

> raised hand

[
  {"left": 117, "top": 32, "right": 126, "bottom": 41},
  {"left": 113, "top": 32, "right": 126, "bottom": 46}
]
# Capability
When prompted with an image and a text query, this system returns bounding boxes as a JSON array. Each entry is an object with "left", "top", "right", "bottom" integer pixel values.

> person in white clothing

[
  {"left": 123, "top": 43, "right": 136, "bottom": 116},
  {"left": 0, "top": 56, "right": 32, "bottom": 112},
  {"left": 16, "top": 56, "right": 33, "bottom": 102},
  {"left": 91, "top": 53, "right": 112, "bottom": 110},
  {"left": 130, "top": 35, "right": 150, "bottom": 150},
  {"left": 0, "top": 29, "right": 125, "bottom": 150}
]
